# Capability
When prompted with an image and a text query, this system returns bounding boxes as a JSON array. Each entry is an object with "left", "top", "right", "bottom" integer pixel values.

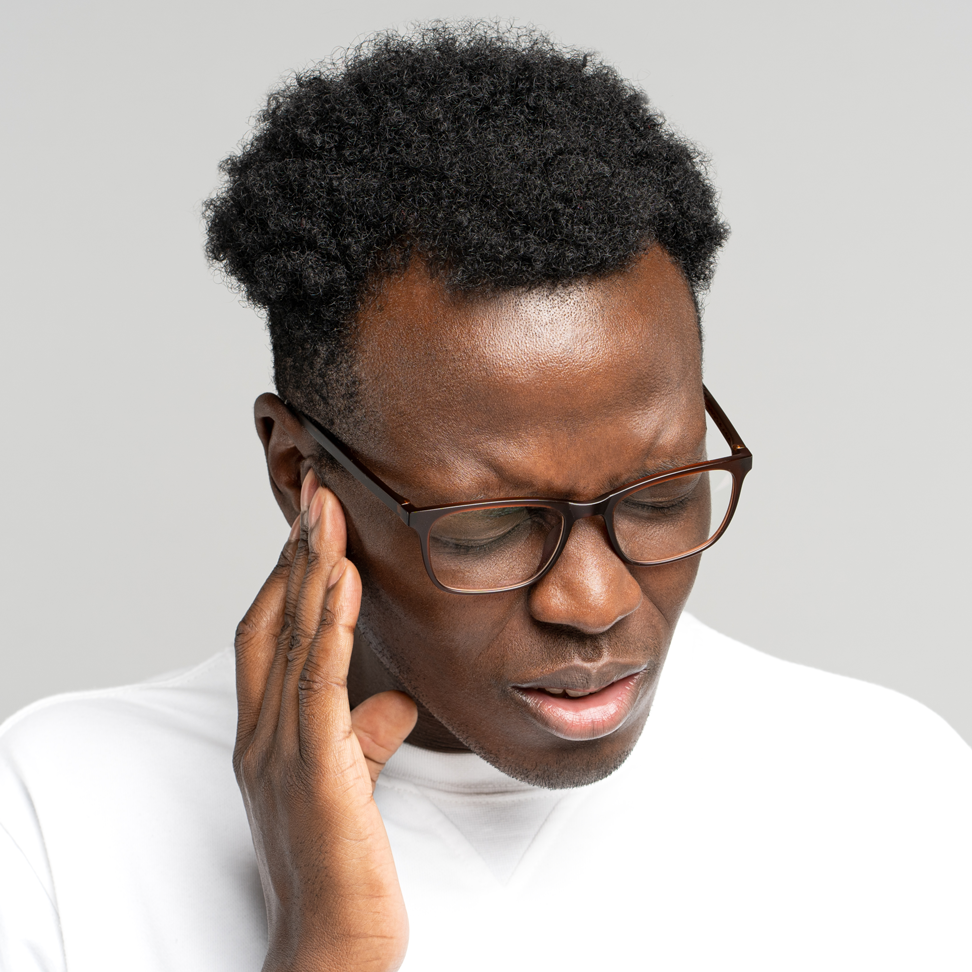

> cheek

[
  {"left": 341, "top": 484, "right": 701, "bottom": 708},
  {"left": 342, "top": 494, "right": 522, "bottom": 679},
  {"left": 631, "top": 555, "right": 702, "bottom": 624}
]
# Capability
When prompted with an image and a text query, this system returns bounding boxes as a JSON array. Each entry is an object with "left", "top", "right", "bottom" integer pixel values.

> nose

[{"left": 527, "top": 516, "right": 642, "bottom": 634}]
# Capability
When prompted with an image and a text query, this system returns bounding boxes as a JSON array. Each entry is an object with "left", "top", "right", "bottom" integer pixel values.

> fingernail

[
  {"left": 300, "top": 468, "right": 318, "bottom": 513},
  {"left": 308, "top": 486, "right": 326, "bottom": 532},
  {"left": 288, "top": 517, "right": 300, "bottom": 541},
  {"left": 326, "top": 557, "right": 348, "bottom": 590},
  {"left": 324, "top": 488, "right": 345, "bottom": 539}
]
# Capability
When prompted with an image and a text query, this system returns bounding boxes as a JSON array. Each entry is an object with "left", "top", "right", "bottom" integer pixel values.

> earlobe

[{"left": 253, "top": 392, "right": 316, "bottom": 525}]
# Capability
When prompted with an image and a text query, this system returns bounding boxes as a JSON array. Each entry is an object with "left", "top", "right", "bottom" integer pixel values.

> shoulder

[
  {"left": 0, "top": 649, "right": 236, "bottom": 754},
  {"left": 0, "top": 651, "right": 263, "bottom": 970},
  {"left": 580, "top": 616, "right": 972, "bottom": 969},
  {"left": 0, "top": 649, "right": 238, "bottom": 823},
  {"left": 645, "top": 613, "right": 972, "bottom": 839},
  {"left": 665, "top": 612, "right": 970, "bottom": 763}
]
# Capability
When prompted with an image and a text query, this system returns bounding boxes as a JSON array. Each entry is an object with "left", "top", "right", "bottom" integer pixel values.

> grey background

[{"left": 2, "top": 0, "right": 969, "bottom": 744}]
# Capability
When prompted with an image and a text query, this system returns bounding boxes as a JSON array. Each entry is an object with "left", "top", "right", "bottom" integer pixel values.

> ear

[{"left": 253, "top": 392, "right": 319, "bottom": 526}]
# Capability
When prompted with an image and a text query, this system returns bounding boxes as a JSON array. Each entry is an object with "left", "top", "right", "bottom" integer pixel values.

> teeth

[{"left": 537, "top": 686, "right": 599, "bottom": 698}]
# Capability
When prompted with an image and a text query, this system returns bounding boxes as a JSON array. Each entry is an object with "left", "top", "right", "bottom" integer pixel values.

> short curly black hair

[{"left": 204, "top": 21, "right": 728, "bottom": 430}]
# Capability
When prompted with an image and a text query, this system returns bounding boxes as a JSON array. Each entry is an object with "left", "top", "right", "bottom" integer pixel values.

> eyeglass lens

[
  {"left": 613, "top": 468, "right": 732, "bottom": 562},
  {"left": 427, "top": 468, "right": 734, "bottom": 592},
  {"left": 428, "top": 505, "right": 565, "bottom": 592}
]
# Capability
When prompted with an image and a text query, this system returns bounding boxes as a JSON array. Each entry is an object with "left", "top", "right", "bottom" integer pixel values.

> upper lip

[{"left": 512, "top": 661, "right": 647, "bottom": 693}]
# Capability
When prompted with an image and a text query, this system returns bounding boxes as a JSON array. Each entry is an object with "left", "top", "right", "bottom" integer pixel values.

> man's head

[{"left": 205, "top": 23, "right": 731, "bottom": 787}]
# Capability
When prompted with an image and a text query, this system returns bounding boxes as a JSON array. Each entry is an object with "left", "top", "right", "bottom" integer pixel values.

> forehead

[{"left": 348, "top": 246, "right": 704, "bottom": 502}]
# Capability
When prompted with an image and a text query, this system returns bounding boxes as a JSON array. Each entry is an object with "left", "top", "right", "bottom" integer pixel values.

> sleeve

[{"left": 0, "top": 824, "right": 66, "bottom": 972}]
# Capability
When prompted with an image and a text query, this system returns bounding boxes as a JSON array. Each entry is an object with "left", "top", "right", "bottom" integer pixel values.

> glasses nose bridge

[
  {"left": 546, "top": 496, "right": 621, "bottom": 570},
  {"left": 561, "top": 496, "right": 614, "bottom": 531}
]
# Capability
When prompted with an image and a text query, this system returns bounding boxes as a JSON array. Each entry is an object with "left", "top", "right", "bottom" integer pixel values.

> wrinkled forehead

[{"left": 353, "top": 246, "right": 702, "bottom": 444}]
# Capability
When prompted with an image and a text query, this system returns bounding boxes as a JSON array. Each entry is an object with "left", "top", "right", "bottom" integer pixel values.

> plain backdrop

[{"left": 2, "top": 0, "right": 969, "bottom": 744}]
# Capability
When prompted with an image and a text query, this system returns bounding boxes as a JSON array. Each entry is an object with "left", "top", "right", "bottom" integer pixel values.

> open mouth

[
  {"left": 534, "top": 686, "right": 602, "bottom": 698},
  {"left": 512, "top": 670, "right": 647, "bottom": 741}
]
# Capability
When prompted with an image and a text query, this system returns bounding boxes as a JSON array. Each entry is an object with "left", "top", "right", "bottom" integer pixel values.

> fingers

[
  {"left": 277, "top": 480, "right": 349, "bottom": 740},
  {"left": 296, "top": 558, "right": 363, "bottom": 758},
  {"left": 351, "top": 692, "right": 419, "bottom": 789},
  {"left": 250, "top": 469, "right": 318, "bottom": 745},
  {"left": 236, "top": 464, "right": 383, "bottom": 784},
  {"left": 234, "top": 515, "right": 301, "bottom": 750}
]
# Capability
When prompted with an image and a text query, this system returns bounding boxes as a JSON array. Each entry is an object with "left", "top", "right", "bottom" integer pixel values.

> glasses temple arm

[
  {"left": 295, "top": 412, "right": 412, "bottom": 525},
  {"left": 295, "top": 389, "right": 744, "bottom": 526},
  {"left": 702, "top": 385, "right": 749, "bottom": 454}
]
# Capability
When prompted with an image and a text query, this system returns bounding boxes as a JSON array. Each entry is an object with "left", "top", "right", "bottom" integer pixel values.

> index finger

[{"left": 234, "top": 517, "right": 300, "bottom": 747}]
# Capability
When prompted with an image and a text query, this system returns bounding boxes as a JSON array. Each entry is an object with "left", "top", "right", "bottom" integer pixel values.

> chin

[{"left": 460, "top": 718, "right": 648, "bottom": 790}]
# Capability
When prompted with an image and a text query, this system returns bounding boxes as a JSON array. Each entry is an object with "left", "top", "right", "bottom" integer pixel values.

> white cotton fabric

[
  {"left": 379, "top": 744, "right": 567, "bottom": 883},
  {"left": 1, "top": 613, "right": 970, "bottom": 971}
]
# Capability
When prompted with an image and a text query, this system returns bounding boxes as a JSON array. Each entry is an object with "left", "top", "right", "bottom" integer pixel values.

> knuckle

[
  {"left": 231, "top": 752, "right": 245, "bottom": 785},
  {"left": 266, "top": 560, "right": 293, "bottom": 589},
  {"left": 319, "top": 605, "right": 338, "bottom": 630},
  {"left": 298, "top": 655, "right": 347, "bottom": 696},
  {"left": 232, "top": 743, "right": 260, "bottom": 785},
  {"left": 234, "top": 616, "right": 260, "bottom": 648},
  {"left": 318, "top": 605, "right": 355, "bottom": 640},
  {"left": 277, "top": 618, "right": 297, "bottom": 656}
]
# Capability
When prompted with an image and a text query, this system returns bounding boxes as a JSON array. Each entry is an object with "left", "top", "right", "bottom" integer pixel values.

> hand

[{"left": 233, "top": 470, "right": 418, "bottom": 972}]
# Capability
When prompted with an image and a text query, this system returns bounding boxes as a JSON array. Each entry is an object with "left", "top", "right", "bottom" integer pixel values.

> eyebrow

[
  {"left": 421, "top": 430, "right": 714, "bottom": 504},
  {"left": 441, "top": 443, "right": 712, "bottom": 506},
  {"left": 598, "top": 449, "right": 709, "bottom": 495}
]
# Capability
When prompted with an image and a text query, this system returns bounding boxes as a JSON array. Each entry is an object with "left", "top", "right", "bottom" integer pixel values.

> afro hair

[{"left": 204, "top": 21, "right": 729, "bottom": 428}]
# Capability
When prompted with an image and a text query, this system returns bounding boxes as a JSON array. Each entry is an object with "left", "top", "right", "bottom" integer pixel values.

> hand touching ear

[{"left": 233, "top": 470, "right": 418, "bottom": 972}]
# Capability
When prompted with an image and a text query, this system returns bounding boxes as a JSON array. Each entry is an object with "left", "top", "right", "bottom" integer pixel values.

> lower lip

[{"left": 513, "top": 672, "right": 645, "bottom": 741}]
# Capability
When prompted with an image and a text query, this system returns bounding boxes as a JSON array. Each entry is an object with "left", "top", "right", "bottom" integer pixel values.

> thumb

[{"left": 350, "top": 691, "right": 419, "bottom": 789}]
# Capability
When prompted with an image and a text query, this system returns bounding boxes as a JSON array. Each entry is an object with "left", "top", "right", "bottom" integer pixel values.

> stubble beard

[{"left": 353, "top": 582, "right": 654, "bottom": 790}]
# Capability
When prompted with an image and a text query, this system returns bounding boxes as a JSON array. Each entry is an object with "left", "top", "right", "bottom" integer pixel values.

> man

[{"left": 1, "top": 23, "right": 970, "bottom": 972}]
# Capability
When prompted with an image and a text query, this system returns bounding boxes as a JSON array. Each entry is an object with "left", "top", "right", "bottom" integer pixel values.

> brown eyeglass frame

[{"left": 293, "top": 386, "right": 753, "bottom": 595}]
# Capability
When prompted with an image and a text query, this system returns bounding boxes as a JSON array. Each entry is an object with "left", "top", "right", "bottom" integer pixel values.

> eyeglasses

[{"left": 293, "top": 386, "right": 752, "bottom": 595}]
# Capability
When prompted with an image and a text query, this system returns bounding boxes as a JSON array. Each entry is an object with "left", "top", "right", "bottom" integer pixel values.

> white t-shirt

[{"left": 1, "top": 614, "right": 970, "bottom": 971}]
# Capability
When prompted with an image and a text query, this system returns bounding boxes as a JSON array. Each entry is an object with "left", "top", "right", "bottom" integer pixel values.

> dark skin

[{"left": 234, "top": 245, "right": 705, "bottom": 972}]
